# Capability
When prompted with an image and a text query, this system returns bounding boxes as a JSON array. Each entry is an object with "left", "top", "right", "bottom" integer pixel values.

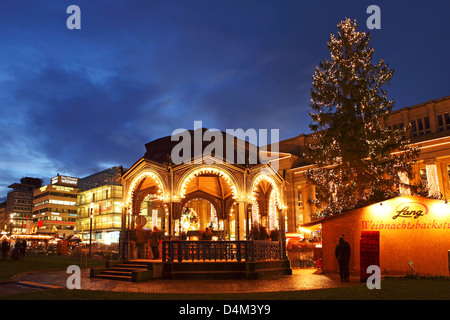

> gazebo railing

[{"left": 162, "top": 240, "right": 283, "bottom": 262}]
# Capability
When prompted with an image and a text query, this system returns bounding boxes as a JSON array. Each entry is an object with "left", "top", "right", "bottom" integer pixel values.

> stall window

[{"left": 297, "top": 188, "right": 303, "bottom": 207}]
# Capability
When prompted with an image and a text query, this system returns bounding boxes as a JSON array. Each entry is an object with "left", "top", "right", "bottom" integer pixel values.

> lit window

[
  {"left": 420, "top": 168, "right": 427, "bottom": 185},
  {"left": 437, "top": 112, "right": 450, "bottom": 132},
  {"left": 298, "top": 189, "right": 303, "bottom": 207},
  {"left": 447, "top": 165, "right": 450, "bottom": 187},
  {"left": 411, "top": 117, "right": 431, "bottom": 137}
]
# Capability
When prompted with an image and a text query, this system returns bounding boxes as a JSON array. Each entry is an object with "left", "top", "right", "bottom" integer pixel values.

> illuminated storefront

[
  {"left": 76, "top": 184, "right": 123, "bottom": 244},
  {"left": 305, "top": 195, "right": 450, "bottom": 277}
]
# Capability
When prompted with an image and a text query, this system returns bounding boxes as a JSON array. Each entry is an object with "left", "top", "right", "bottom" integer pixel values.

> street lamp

[
  {"left": 9, "top": 213, "right": 14, "bottom": 235},
  {"left": 89, "top": 203, "right": 93, "bottom": 256}
]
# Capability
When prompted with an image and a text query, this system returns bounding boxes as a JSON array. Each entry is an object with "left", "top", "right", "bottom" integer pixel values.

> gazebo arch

[
  {"left": 176, "top": 165, "right": 242, "bottom": 199},
  {"left": 250, "top": 173, "right": 282, "bottom": 204},
  {"left": 250, "top": 173, "right": 283, "bottom": 230},
  {"left": 126, "top": 169, "right": 168, "bottom": 215}
]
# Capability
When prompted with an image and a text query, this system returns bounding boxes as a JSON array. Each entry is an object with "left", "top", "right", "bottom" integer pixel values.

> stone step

[
  {"left": 102, "top": 270, "right": 133, "bottom": 275},
  {"left": 111, "top": 266, "right": 148, "bottom": 272},
  {"left": 95, "top": 273, "right": 133, "bottom": 281},
  {"left": 92, "top": 260, "right": 155, "bottom": 282},
  {"left": 115, "top": 264, "right": 149, "bottom": 269},
  {"left": 164, "top": 270, "right": 246, "bottom": 280}
]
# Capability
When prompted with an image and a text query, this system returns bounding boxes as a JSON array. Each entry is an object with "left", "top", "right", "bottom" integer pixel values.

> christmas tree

[{"left": 305, "top": 18, "right": 419, "bottom": 218}]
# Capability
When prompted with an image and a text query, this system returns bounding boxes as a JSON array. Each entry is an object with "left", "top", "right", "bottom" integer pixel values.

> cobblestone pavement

[{"left": 12, "top": 268, "right": 360, "bottom": 294}]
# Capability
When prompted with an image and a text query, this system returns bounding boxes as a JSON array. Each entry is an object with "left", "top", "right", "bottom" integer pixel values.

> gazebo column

[
  {"left": 236, "top": 200, "right": 246, "bottom": 241},
  {"left": 169, "top": 200, "right": 181, "bottom": 239},
  {"left": 278, "top": 206, "right": 288, "bottom": 260}
]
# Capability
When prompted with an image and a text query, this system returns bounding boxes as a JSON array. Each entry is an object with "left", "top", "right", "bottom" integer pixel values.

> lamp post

[
  {"left": 119, "top": 203, "right": 128, "bottom": 260},
  {"left": 89, "top": 203, "right": 93, "bottom": 256},
  {"left": 9, "top": 213, "right": 14, "bottom": 236}
]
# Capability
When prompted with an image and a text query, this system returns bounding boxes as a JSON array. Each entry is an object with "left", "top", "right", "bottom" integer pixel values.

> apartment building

[
  {"left": 32, "top": 174, "right": 79, "bottom": 237},
  {"left": 3, "top": 177, "right": 42, "bottom": 234}
]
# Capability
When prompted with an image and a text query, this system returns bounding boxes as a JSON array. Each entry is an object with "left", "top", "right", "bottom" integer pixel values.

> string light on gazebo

[
  {"left": 127, "top": 171, "right": 165, "bottom": 214},
  {"left": 268, "top": 190, "right": 279, "bottom": 230},
  {"left": 252, "top": 200, "right": 260, "bottom": 224},
  {"left": 251, "top": 174, "right": 280, "bottom": 202},
  {"left": 179, "top": 167, "right": 237, "bottom": 199}
]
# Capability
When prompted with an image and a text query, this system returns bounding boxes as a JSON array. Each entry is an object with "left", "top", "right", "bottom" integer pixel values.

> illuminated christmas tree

[{"left": 305, "top": 18, "right": 419, "bottom": 218}]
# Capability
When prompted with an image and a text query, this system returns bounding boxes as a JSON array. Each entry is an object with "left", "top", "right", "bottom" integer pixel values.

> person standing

[
  {"left": 1, "top": 238, "right": 10, "bottom": 261},
  {"left": 259, "top": 226, "right": 269, "bottom": 240},
  {"left": 269, "top": 228, "right": 279, "bottom": 241},
  {"left": 335, "top": 235, "right": 351, "bottom": 282},
  {"left": 149, "top": 226, "right": 162, "bottom": 260},
  {"left": 135, "top": 225, "right": 147, "bottom": 259},
  {"left": 251, "top": 221, "right": 260, "bottom": 240},
  {"left": 20, "top": 239, "right": 27, "bottom": 260},
  {"left": 202, "top": 227, "right": 212, "bottom": 240}
]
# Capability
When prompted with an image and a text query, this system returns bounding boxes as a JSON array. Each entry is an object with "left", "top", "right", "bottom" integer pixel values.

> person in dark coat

[
  {"left": 1, "top": 239, "right": 10, "bottom": 260},
  {"left": 269, "top": 228, "right": 279, "bottom": 241},
  {"left": 135, "top": 226, "right": 148, "bottom": 259},
  {"left": 202, "top": 228, "right": 212, "bottom": 240},
  {"left": 251, "top": 221, "right": 260, "bottom": 240},
  {"left": 259, "top": 226, "right": 269, "bottom": 240},
  {"left": 20, "top": 240, "right": 27, "bottom": 260},
  {"left": 335, "top": 235, "right": 351, "bottom": 282},
  {"left": 149, "top": 226, "right": 162, "bottom": 259}
]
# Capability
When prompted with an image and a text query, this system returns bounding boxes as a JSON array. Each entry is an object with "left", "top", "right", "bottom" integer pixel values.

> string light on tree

[{"left": 304, "top": 18, "right": 419, "bottom": 217}]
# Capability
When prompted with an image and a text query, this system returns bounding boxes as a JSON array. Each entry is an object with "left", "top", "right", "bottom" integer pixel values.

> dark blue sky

[{"left": 0, "top": 0, "right": 449, "bottom": 198}]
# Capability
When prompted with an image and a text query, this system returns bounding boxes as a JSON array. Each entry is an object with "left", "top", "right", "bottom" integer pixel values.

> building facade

[
  {"left": 76, "top": 167, "right": 124, "bottom": 244},
  {"left": 4, "top": 177, "right": 42, "bottom": 234},
  {"left": 32, "top": 174, "right": 79, "bottom": 237},
  {"left": 0, "top": 201, "right": 6, "bottom": 233}
]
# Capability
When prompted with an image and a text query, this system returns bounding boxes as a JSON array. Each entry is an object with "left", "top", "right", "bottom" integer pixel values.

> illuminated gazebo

[{"left": 117, "top": 128, "right": 292, "bottom": 279}]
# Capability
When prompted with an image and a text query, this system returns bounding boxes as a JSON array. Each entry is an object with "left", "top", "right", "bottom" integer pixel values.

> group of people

[
  {"left": 2, "top": 238, "right": 27, "bottom": 261},
  {"left": 133, "top": 226, "right": 162, "bottom": 260},
  {"left": 251, "top": 222, "right": 280, "bottom": 241}
]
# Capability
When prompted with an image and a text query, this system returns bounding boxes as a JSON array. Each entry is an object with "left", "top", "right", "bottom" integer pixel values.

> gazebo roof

[{"left": 143, "top": 128, "right": 267, "bottom": 167}]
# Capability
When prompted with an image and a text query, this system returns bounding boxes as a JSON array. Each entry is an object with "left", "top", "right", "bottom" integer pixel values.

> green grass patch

[{"left": 0, "top": 255, "right": 104, "bottom": 282}]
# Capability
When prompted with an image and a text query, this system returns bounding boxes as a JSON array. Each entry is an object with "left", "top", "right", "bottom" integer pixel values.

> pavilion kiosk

[{"left": 108, "top": 130, "right": 292, "bottom": 280}]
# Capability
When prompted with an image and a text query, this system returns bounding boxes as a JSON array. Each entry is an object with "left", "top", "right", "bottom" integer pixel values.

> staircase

[
  {"left": 162, "top": 260, "right": 292, "bottom": 280},
  {"left": 91, "top": 259, "right": 292, "bottom": 281},
  {"left": 91, "top": 260, "right": 156, "bottom": 282}
]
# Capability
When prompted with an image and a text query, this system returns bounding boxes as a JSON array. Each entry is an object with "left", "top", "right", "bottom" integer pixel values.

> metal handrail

[{"left": 162, "top": 240, "right": 283, "bottom": 263}]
